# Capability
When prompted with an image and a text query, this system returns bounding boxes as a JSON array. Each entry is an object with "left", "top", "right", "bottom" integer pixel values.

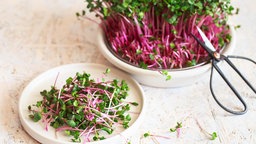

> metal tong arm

[{"left": 210, "top": 56, "right": 248, "bottom": 115}]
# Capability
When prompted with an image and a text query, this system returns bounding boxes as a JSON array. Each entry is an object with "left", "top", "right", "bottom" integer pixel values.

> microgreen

[
  {"left": 196, "top": 119, "right": 218, "bottom": 141},
  {"left": 130, "top": 102, "right": 139, "bottom": 106},
  {"left": 141, "top": 131, "right": 171, "bottom": 144},
  {"left": 161, "top": 70, "right": 171, "bottom": 81},
  {"left": 79, "top": 0, "right": 237, "bottom": 71},
  {"left": 211, "top": 132, "right": 218, "bottom": 140},
  {"left": 28, "top": 70, "right": 138, "bottom": 142},
  {"left": 143, "top": 132, "right": 150, "bottom": 138},
  {"left": 29, "top": 112, "right": 41, "bottom": 122},
  {"left": 170, "top": 122, "right": 182, "bottom": 138},
  {"left": 235, "top": 25, "right": 241, "bottom": 30},
  {"left": 104, "top": 68, "right": 111, "bottom": 74},
  {"left": 187, "top": 59, "right": 197, "bottom": 67},
  {"left": 170, "top": 122, "right": 182, "bottom": 132}
]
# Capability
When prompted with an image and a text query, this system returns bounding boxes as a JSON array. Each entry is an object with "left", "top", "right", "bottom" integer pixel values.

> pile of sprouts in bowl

[{"left": 78, "top": 0, "right": 237, "bottom": 70}]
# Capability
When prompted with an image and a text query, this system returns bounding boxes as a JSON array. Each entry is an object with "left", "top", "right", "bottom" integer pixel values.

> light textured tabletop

[{"left": 1, "top": 0, "right": 256, "bottom": 144}]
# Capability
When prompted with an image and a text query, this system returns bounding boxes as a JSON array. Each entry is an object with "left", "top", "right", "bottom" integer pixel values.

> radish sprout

[
  {"left": 28, "top": 70, "right": 138, "bottom": 142},
  {"left": 78, "top": 0, "right": 237, "bottom": 70}
]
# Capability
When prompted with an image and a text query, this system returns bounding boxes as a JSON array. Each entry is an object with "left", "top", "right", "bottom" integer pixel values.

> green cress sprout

[
  {"left": 170, "top": 122, "right": 182, "bottom": 132},
  {"left": 140, "top": 131, "right": 171, "bottom": 143},
  {"left": 196, "top": 119, "right": 218, "bottom": 141},
  {"left": 170, "top": 122, "right": 182, "bottom": 138},
  {"left": 211, "top": 132, "right": 218, "bottom": 140},
  {"left": 161, "top": 70, "right": 171, "bottom": 81},
  {"left": 143, "top": 132, "right": 151, "bottom": 138},
  {"left": 28, "top": 69, "right": 138, "bottom": 142},
  {"left": 78, "top": 0, "right": 237, "bottom": 70},
  {"left": 140, "top": 122, "right": 217, "bottom": 143}
]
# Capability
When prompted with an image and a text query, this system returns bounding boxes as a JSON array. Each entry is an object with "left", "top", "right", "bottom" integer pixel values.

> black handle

[
  {"left": 210, "top": 57, "right": 248, "bottom": 115},
  {"left": 227, "top": 55, "right": 256, "bottom": 94}
]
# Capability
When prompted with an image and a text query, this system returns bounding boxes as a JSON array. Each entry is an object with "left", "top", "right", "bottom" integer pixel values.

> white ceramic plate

[{"left": 19, "top": 63, "right": 145, "bottom": 144}]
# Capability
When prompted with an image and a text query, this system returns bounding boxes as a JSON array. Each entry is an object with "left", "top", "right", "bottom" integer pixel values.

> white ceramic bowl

[{"left": 97, "top": 26, "right": 236, "bottom": 88}]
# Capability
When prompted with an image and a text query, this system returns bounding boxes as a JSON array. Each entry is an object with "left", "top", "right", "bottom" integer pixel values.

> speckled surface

[{"left": 1, "top": 0, "right": 256, "bottom": 144}]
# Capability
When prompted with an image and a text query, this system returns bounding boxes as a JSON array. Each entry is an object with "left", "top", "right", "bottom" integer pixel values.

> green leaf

[
  {"left": 188, "top": 0, "right": 194, "bottom": 5},
  {"left": 99, "top": 102, "right": 105, "bottom": 111},
  {"left": 93, "top": 136, "right": 98, "bottom": 141},
  {"left": 28, "top": 105, "right": 31, "bottom": 111},
  {"left": 176, "top": 122, "right": 182, "bottom": 128},
  {"left": 170, "top": 42, "right": 175, "bottom": 49},
  {"left": 67, "top": 120, "right": 76, "bottom": 127},
  {"left": 125, "top": 114, "right": 131, "bottom": 121},
  {"left": 123, "top": 123, "right": 129, "bottom": 128},
  {"left": 138, "top": 12, "right": 144, "bottom": 19},
  {"left": 194, "top": 2, "right": 203, "bottom": 9},
  {"left": 32, "top": 112, "right": 42, "bottom": 122},
  {"left": 158, "top": 44, "right": 164, "bottom": 49},
  {"left": 82, "top": 10, "right": 86, "bottom": 16},
  {"left": 235, "top": 25, "right": 241, "bottom": 30},
  {"left": 171, "top": 29, "right": 177, "bottom": 35},
  {"left": 124, "top": 104, "right": 130, "bottom": 111},
  {"left": 211, "top": 132, "right": 217, "bottom": 140},
  {"left": 136, "top": 49, "right": 142, "bottom": 55},
  {"left": 144, "top": 132, "right": 150, "bottom": 137},
  {"left": 170, "top": 128, "right": 176, "bottom": 132},
  {"left": 65, "top": 130, "right": 71, "bottom": 136},
  {"left": 187, "top": 59, "right": 197, "bottom": 67},
  {"left": 103, "top": 7, "right": 108, "bottom": 17},
  {"left": 117, "top": 112, "right": 125, "bottom": 119},
  {"left": 76, "top": 12, "right": 80, "bottom": 17},
  {"left": 167, "top": 15, "right": 178, "bottom": 25},
  {"left": 36, "top": 101, "right": 42, "bottom": 107},
  {"left": 149, "top": 54, "right": 154, "bottom": 60},
  {"left": 161, "top": 70, "right": 171, "bottom": 81},
  {"left": 66, "top": 77, "right": 73, "bottom": 85},
  {"left": 166, "top": 75, "right": 171, "bottom": 81},
  {"left": 235, "top": 8, "right": 240, "bottom": 14},
  {"left": 52, "top": 121, "right": 60, "bottom": 129},
  {"left": 226, "top": 34, "right": 232, "bottom": 43},
  {"left": 104, "top": 68, "right": 110, "bottom": 74},
  {"left": 75, "top": 114, "right": 82, "bottom": 122},
  {"left": 72, "top": 138, "right": 81, "bottom": 143},
  {"left": 218, "top": 37, "right": 225, "bottom": 47},
  {"left": 139, "top": 62, "right": 148, "bottom": 69},
  {"left": 73, "top": 100, "right": 79, "bottom": 107},
  {"left": 131, "top": 102, "right": 139, "bottom": 106},
  {"left": 101, "top": 127, "right": 113, "bottom": 134}
]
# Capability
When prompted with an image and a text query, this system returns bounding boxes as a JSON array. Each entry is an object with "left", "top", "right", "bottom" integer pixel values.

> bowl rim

[{"left": 97, "top": 25, "right": 236, "bottom": 76}]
